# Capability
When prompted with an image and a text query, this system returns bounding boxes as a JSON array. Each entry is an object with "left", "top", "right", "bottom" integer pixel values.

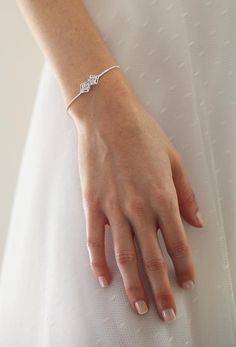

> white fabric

[{"left": 0, "top": 1, "right": 236, "bottom": 346}]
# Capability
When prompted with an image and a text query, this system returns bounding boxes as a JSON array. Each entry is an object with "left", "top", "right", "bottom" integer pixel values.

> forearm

[{"left": 16, "top": 0, "right": 132, "bottom": 117}]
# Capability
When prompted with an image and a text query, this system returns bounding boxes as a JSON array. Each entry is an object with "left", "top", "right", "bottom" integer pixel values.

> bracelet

[{"left": 66, "top": 64, "right": 121, "bottom": 113}]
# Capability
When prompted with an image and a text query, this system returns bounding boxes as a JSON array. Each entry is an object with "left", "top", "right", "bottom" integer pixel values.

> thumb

[{"left": 171, "top": 154, "right": 206, "bottom": 228}]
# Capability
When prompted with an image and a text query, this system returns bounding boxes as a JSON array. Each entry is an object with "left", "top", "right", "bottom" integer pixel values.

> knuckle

[
  {"left": 168, "top": 240, "right": 189, "bottom": 259},
  {"left": 126, "top": 284, "right": 140, "bottom": 296},
  {"left": 82, "top": 188, "right": 99, "bottom": 208},
  {"left": 90, "top": 260, "right": 105, "bottom": 270},
  {"left": 183, "top": 189, "right": 196, "bottom": 206},
  {"left": 87, "top": 237, "right": 103, "bottom": 250},
  {"left": 153, "top": 187, "right": 174, "bottom": 207},
  {"left": 105, "top": 191, "right": 119, "bottom": 211},
  {"left": 156, "top": 292, "right": 172, "bottom": 303},
  {"left": 115, "top": 249, "right": 136, "bottom": 266},
  {"left": 125, "top": 195, "right": 146, "bottom": 217},
  {"left": 144, "top": 257, "right": 167, "bottom": 273},
  {"left": 154, "top": 189, "right": 178, "bottom": 215}
]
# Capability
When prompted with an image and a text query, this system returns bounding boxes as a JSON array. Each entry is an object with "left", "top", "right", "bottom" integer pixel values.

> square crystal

[
  {"left": 88, "top": 74, "right": 99, "bottom": 85},
  {"left": 80, "top": 81, "right": 91, "bottom": 93}
]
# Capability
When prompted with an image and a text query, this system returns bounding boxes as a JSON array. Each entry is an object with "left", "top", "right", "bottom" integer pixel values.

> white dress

[{"left": 0, "top": 1, "right": 236, "bottom": 346}]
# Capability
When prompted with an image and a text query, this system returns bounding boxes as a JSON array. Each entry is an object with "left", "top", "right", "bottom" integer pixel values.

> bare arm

[
  {"left": 17, "top": 0, "right": 205, "bottom": 320},
  {"left": 16, "top": 0, "right": 132, "bottom": 119}
]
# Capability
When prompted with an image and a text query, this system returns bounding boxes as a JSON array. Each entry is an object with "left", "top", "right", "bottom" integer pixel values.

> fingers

[
  {"left": 153, "top": 183, "right": 196, "bottom": 290},
  {"left": 108, "top": 208, "right": 149, "bottom": 315},
  {"left": 124, "top": 197, "right": 176, "bottom": 322},
  {"left": 84, "top": 176, "right": 197, "bottom": 321},
  {"left": 85, "top": 205, "right": 112, "bottom": 288},
  {"left": 171, "top": 154, "right": 206, "bottom": 228}
]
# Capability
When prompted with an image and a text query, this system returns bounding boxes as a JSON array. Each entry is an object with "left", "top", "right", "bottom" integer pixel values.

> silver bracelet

[{"left": 66, "top": 64, "right": 120, "bottom": 113}]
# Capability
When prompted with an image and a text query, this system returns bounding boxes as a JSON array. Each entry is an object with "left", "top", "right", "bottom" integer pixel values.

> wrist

[{"left": 67, "top": 68, "right": 135, "bottom": 124}]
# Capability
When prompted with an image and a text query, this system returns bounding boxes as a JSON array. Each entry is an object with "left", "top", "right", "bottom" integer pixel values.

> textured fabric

[{"left": 0, "top": 1, "right": 236, "bottom": 346}]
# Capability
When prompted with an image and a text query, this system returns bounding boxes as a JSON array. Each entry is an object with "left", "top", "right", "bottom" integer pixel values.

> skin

[{"left": 17, "top": 0, "right": 206, "bottom": 320}]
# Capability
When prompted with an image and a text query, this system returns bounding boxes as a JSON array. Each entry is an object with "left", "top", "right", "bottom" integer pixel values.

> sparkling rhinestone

[
  {"left": 80, "top": 81, "right": 91, "bottom": 93},
  {"left": 88, "top": 74, "right": 99, "bottom": 85}
]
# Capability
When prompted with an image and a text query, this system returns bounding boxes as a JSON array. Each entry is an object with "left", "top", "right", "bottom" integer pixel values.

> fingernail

[
  {"left": 162, "top": 308, "right": 176, "bottom": 322},
  {"left": 135, "top": 300, "right": 148, "bottom": 315},
  {"left": 98, "top": 276, "right": 108, "bottom": 288},
  {"left": 195, "top": 210, "right": 206, "bottom": 227},
  {"left": 182, "top": 280, "right": 195, "bottom": 290}
]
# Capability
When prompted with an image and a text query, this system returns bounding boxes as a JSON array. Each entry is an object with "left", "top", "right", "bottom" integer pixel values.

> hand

[{"left": 70, "top": 73, "right": 206, "bottom": 322}]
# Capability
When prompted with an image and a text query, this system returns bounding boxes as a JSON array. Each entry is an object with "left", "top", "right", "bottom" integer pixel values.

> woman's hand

[{"left": 70, "top": 72, "right": 206, "bottom": 322}]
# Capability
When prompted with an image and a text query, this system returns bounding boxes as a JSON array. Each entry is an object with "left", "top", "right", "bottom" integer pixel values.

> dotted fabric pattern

[{"left": 0, "top": 1, "right": 236, "bottom": 346}]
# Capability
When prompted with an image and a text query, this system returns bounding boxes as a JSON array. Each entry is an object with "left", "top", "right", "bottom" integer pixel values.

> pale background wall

[{"left": 0, "top": 1, "right": 43, "bottom": 258}]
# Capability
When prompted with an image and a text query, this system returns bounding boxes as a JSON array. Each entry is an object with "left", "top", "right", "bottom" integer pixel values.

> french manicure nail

[
  {"left": 98, "top": 276, "right": 108, "bottom": 288},
  {"left": 182, "top": 280, "right": 195, "bottom": 290},
  {"left": 195, "top": 210, "right": 206, "bottom": 227},
  {"left": 135, "top": 300, "right": 148, "bottom": 315},
  {"left": 162, "top": 308, "right": 176, "bottom": 322}
]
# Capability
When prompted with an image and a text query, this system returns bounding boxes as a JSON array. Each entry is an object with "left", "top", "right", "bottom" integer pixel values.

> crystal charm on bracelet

[
  {"left": 88, "top": 74, "right": 99, "bottom": 85},
  {"left": 66, "top": 65, "right": 120, "bottom": 113}
]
